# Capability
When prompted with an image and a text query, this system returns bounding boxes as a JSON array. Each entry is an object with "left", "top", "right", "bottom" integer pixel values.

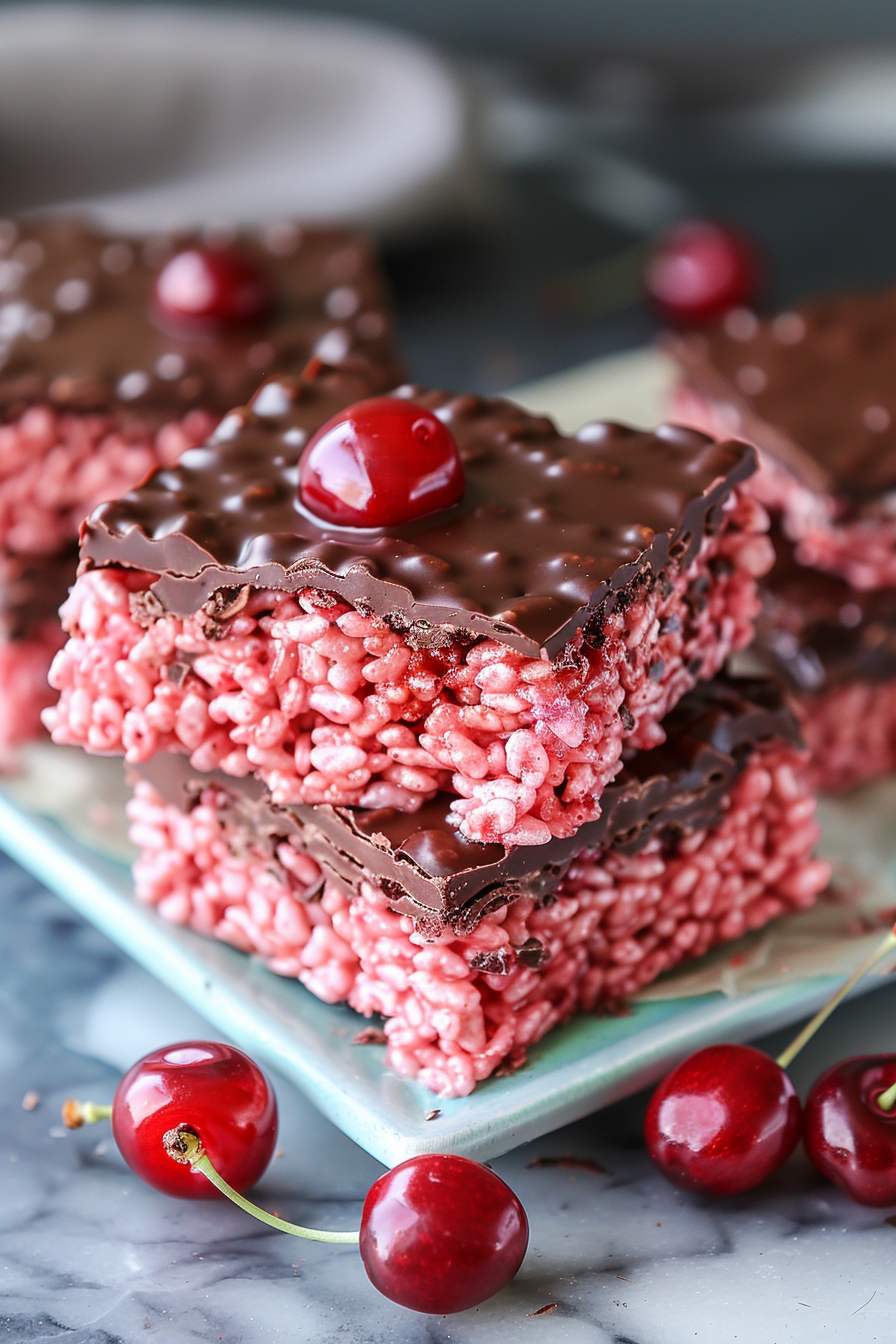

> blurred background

[{"left": 4, "top": 0, "right": 896, "bottom": 391}]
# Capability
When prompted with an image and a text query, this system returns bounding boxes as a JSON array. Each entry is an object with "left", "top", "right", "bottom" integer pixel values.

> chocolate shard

[
  {"left": 668, "top": 289, "right": 896, "bottom": 500},
  {"left": 0, "top": 217, "right": 403, "bottom": 422},
  {"left": 755, "top": 530, "right": 896, "bottom": 691},
  {"left": 83, "top": 381, "right": 755, "bottom": 658},
  {"left": 133, "top": 675, "right": 801, "bottom": 932},
  {"left": 469, "top": 948, "right": 517, "bottom": 975}
]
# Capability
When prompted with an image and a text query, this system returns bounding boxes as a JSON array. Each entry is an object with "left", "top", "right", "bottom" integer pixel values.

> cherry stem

[
  {"left": 163, "top": 1126, "right": 359, "bottom": 1244},
  {"left": 877, "top": 1080, "right": 896, "bottom": 1114},
  {"left": 300, "top": 356, "right": 323, "bottom": 381},
  {"left": 776, "top": 928, "right": 896, "bottom": 1071},
  {"left": 61, "top": 1099, "right": 113, "bottom": 1130}
]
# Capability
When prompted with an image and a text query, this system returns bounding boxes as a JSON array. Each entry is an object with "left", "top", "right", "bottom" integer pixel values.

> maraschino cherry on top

[
  {"left": 153, "top": 246, "right": 273, "bottom": 331},
  {"left": 63, "top": 1039, "right": 528, "bottom": 1314},
  {"left": 645, "top": 219, "right": 760, "bottom": 328},
  {"left": 298, "top": 395, "right": 465, "bottom": 529}
]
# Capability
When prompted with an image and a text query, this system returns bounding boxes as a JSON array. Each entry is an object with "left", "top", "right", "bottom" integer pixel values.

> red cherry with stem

[
  {"left": 643, "top": 929, "right": 896, "bottom": 1198},
  {"left": 153, "top": 247, "right": 272, "bottom": 329},
  {"left": 359, "top": 1154, "right": 528, "bottom": 1313},
  {"left": 804, "top": 1057, "right": 896, "bottom": 1206},
  {"left": 644, "top": 1043, "right": 801, "bottom": 1196},
  {"left": 645, "top": 219, "right": 760, "bottom": 328},
  {"left": 298, "top": 396, "right": 464, "bottom": 528},
  {"left": 89, "top": 1041, "right": 278, "bottom": 1199},
  {"left": 161, "top": 1132, "right": 527, "bottom": 1311}
]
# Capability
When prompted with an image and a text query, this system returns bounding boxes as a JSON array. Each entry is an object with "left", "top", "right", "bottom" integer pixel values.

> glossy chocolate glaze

[
  {"left": 135, "top": 676, "right": 801, "bottom": 932},
  {"left": 83, "top": 372, "right": 755, "bottom": 658},
  {"left": 0, "top": 217, "right": 402, "bottom": 422},
  {"left": 669, "top": 290, "right": 896, "bottom": 502},
  {"left": 755, "top": 531, "right": 896, "bottom": 691}
]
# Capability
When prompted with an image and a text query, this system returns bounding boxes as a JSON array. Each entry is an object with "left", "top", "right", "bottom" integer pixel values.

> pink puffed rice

[
  {"left": 0, "top": 404, "right": 216, "bottom": 556},
  {"left": 129, "top": 740, "right": 830, "bottom": 1098},
  {"left": 46, "top": 487, "right": 771, "bottom": 844},
  {"left": 670, "top": 384, "right": 896, "bottom": 591},
  {"left": 0, "top": 621, "right": 66, "bottom": 767},
  {"left": 0, "top": 403, "right": 217, "bottom": 764},
  {"left": 790, "top": 678, "right": 896, "bottom": 793}
]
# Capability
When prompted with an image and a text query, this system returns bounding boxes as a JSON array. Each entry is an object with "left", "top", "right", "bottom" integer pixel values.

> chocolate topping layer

[
  {"left": 135, "top": 676, "right": 801, "bottom": 932},
  {"left": 669, "top": 290, "right": 896, "bottom": 502},
  {"left": 0, "top": 217, "right": 402, "bottom": 420},
  {"left": 0, "top": 547, "right": 76, "bottom": 640},
  {"left": 755, "top": 531, "right": 896, "bottom": 691},
  {"left": 83, "top": 374, "right": 755, "bottom": 658}
]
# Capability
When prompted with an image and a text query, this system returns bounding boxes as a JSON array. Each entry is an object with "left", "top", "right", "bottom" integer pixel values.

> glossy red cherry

[
  {"left": 644, "top": 1043, "right": 801, "bottom": 1196},
  {"left": 645, "top": 219, "right": 760, "bottom": 327},
  {"left": 359, "top": 1153, "right": 528, "bottom": 1314},
  {"left": 804, "top": 1055, "right": 896, "bottom": 1206},
  {"left": 153, "top": 247, "right": 272, "bottom": 329},
  {"left": 110, "top": 1040, "right": 277, "bottom": 1200},
  {"left": 298, "top": 396, "right": 464, "bottom": 528}
]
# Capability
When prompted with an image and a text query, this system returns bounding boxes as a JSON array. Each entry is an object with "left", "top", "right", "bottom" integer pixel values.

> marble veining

[{"left": 2, "top": 852, "right": 896, "bottom": 1343}]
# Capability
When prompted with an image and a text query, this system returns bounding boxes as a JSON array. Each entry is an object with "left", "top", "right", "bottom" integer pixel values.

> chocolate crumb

[
  {"left": 470, "top": 947, "right": 515, "bottom": 975},
  {"left": 129, "top": 588, "right": 165, "bottom": 627},
  {"left": 527, "top": 1303, "right": 558, "bottom": 1317},
  {"left": 424, "top": 1109, "right": 441, "bottom": 1121},
  {"left": 204, "top": 584, "right": 251, "bottom": 623},
  {"left": 526, "top": 1155, "right": 607, "bottom": 1174},
  {"left": 353, "top": 1027, "right": 387, "bottom": 1046},
  {"left": 495, "top": 1047, "right": 528, "bottom": 1077},
  {"left": 515, "top": 936, "right": 549, "bottom": 968},
  {"left": 885, "top": 1215, "right": 896, "bottom": 1228},
  {"left": 21, "top": 1090, "right": 39, "bottom": 1111}
]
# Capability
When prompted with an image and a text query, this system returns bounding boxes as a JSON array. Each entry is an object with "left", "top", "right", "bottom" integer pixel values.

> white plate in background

[{"left": 0, "top": 3, "right": 477, "bottom": 233}]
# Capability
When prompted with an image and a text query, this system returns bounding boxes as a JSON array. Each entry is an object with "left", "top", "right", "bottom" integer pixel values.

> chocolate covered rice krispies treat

[
  {"left": 668, "top": 290, "right": 896, "bottom": 590},
  {"left": 754, "top": 530, "right": 896, "bottom": 792},
  {"left": 127, "top": 676, "right": 830, "bottom": 1097},
  {"left": 44, "top": 369, "right": 772, "bottom": 847},
  {"left": 0, "top": 217, "right": 402, "bottom": 759}
]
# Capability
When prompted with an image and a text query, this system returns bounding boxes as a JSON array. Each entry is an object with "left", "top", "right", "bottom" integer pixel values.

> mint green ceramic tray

[{"left": 0, "top": 785, "right": 868, "bottom": 1168}]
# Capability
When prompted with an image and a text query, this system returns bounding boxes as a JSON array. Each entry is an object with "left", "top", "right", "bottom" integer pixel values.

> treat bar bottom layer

[
  {"left": 669, "top": 385, "right": 896, "bottom": 591},
  {"left": 129, "top": 742, "right": 829, "bottom": 1098},
  {"left": 46, "top": 489, "right": 770, "bottom": 847},
  {"left": 793, "top": 677, "right": 896, "bottom": 794}
]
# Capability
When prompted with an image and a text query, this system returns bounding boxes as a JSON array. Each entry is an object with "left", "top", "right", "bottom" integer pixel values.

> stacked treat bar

[
  {"left": 43, "top": 368, "right": 829, "bottom": 1096},
  {"left": 669, "top": 290, "right": 896, "bottom": 792},
  {"left": 0, "top": 217, "right": 402, "bottom": 761}
]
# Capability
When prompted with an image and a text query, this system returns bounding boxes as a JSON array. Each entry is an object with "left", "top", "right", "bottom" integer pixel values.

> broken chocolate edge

[
  {"left": 132, "top": 676, "right": 802, "bottom": 932},
  {"left": 80, "top": 434, "right": 756, "bottom": 660}
]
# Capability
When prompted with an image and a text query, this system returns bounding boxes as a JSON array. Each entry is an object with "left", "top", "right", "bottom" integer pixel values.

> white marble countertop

[{"left": 4, "top": 850, "right": 896, "bottom": 1344}]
